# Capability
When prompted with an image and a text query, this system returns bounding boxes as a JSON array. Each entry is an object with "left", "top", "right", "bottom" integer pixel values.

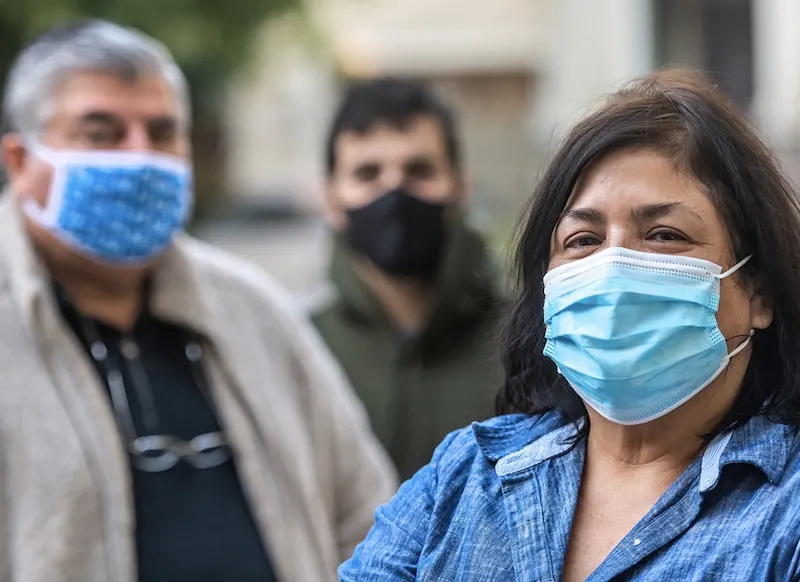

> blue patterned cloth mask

[
  {"left": 23, "top": 141, "right": 193, "bottom": 265},
  {"left": 543, "top": 247, "right": 753, "bottom": 425}
]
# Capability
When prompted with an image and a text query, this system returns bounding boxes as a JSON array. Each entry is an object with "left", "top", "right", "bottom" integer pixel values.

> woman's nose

[{"left": 603, "top": 225, "right": 639, "bottom": 250}]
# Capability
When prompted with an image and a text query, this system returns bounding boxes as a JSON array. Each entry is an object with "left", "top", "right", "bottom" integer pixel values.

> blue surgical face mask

[
  {"left": 543, "top": 247, "right": 753, "bottom": 425},
  {"left": 22, "top": 140, "right": 193, "bottom": 265}
]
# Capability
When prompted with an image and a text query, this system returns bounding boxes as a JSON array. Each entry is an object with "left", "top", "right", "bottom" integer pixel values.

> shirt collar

[
  {"left": 472, "top": 411, "right": 572, "bottom": 464},
  {"left": 699, "top": 414, "right": 797, "bottom": 492},
  {"left": 475, "top": 410, "right": 797, "bottom": 489}
]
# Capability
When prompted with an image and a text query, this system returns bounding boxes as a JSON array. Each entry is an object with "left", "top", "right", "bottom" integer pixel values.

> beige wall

[
  {"left": 223, "top": 0, "right": 800, "bottom": 218},
  {"left": 313, "top": 0, "right": 542, "bottom": 76},
  {"left": 223, "top": 0, "right": 542, "bottom": 215},
  {"left": 432, "top": 72, "right": 539, "bottom": 209},
  {"left": 530, "top": 0, "right": 655, "bottom": 146},
  {"left": 223, "top": 18, "right": 338, "bottom": 213}
]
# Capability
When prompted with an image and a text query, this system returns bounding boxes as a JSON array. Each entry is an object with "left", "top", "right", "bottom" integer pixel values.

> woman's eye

[
  {"left": 565, "top": 234, "right": 601, "bottom": 249},
  {"left": 649, "top": 229, "right": 687, "bottom": 242}
]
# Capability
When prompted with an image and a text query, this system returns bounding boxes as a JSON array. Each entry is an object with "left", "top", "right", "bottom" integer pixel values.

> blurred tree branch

[{"left": 0, "top": 0, "right": 304, "bottom": 223}]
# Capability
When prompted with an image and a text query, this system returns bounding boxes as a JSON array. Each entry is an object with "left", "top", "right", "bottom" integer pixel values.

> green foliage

[{"left": 0, "top": 0, "right": 300, "bottom": 110}]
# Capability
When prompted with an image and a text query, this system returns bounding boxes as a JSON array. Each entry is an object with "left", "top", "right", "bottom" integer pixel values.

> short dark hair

[
  {"left": 325, "top": 77, "right": 460, "bottom": 175},
  {"left": 497, "top": 68, "right": 800, "bottom": 437}
]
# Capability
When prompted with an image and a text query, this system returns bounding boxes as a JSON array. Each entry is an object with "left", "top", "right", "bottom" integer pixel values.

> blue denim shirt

[{"left": 339, "top": 412, "right": 800, "bottom": 581}]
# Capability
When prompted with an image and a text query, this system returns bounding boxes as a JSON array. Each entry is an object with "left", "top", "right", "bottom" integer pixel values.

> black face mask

[{"left": 345, "top": 188, "right": 447, "bottom": 279}]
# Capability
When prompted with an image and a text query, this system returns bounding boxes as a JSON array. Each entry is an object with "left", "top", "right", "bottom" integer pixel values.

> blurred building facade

[
  {"left": 223, "top": 0, "right": 800, "bottom": 218},
  {"left": 224, "top": 0, "right": 543, "bottom": 219}
]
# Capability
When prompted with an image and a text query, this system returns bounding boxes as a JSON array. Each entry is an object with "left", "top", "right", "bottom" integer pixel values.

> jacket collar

[
  {"left": 0, "top": 193, "right": 48, "bottom": 329},
  {"left": 327, "top": 212, "right": 503, "bottom": 351},
  {"left": 0, "top": 194, "right": 214, "bottom": 339},
  {"left": 473, "top": 409, "right": 797, "bottom": 490}
]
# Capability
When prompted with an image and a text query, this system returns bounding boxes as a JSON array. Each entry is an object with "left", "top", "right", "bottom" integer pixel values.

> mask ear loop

[
  {"left": 716, "top": 254, "right": 753, "bottom": 279},
  {"left": 716, "top": 254, "right": 756, "bottom": 358},
  {"left": 19, "top": 138, "right": 67, "bottom": 226},
  {"left": 727, "top": 329, "right": 755, "bottom": 360},
  {"left": 23, "top": 137, "right": 64, "bottom": 165}
]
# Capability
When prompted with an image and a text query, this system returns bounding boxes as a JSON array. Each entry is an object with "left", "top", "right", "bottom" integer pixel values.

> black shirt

[{"left": 58, "top": 296, "right": 278, "bottom": 582}]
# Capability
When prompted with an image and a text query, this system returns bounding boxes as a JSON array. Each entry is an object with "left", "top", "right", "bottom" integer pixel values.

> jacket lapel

[
  {"left": 150, "top": 241, "right": 337, "bottom": 581},
  {"left": 0, "top": 198, "right": 338, "bottom": 582},
  {"left": 0, "top": 198, "right": 136, "bottom": 580},
  {"left": 35, "top": 291, "right": 137, "bottom": 579},
  {"left": 203, "top": 353, "right": 334, "bottom": 582}
]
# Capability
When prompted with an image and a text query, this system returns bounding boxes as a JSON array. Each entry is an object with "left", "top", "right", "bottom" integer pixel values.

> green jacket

[{"left": 311, "top": 219, "right": 505, "bottom": 480}]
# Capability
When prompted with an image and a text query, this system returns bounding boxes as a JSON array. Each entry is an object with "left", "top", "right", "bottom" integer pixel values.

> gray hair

[{"left": 3, "top": 19, "right": 191, "bottom": 135}]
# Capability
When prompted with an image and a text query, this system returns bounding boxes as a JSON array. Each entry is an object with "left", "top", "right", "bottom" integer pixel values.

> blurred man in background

[
  {"left": 311, "top": 78, "right": 505, "bottom": 480},
  {"left": 0, "top": 19, "right": 395, "bottom": 582}
]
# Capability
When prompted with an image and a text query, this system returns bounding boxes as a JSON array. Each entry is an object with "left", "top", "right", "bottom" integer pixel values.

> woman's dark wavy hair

[{"left": 497, "top": 68, "right": 800, "bottom": 438}]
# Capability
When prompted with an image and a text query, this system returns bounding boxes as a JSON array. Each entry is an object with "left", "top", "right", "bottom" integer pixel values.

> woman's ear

[{"left": 749, "top": 279, "right": 774, "bottom": 330}]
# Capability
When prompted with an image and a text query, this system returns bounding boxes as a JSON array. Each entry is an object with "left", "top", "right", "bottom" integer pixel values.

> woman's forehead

[{"left": 566, "top": 149, "right": 717, "bottom": 219}]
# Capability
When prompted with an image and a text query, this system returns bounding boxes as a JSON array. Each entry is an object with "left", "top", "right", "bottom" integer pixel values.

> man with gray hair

[{"left": 0, "top": 19, "right": 396, "bottom": 582}]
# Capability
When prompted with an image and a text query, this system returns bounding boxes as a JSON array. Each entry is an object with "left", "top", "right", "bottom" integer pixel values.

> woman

[{"left": 338, "top": 69, "right": 800, "bottom": 581}]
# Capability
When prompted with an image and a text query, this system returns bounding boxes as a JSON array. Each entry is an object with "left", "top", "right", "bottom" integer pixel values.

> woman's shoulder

[
  {"left": 339, "top": 414, "right": 571, "bottom": 580},
  {"left": 430, "top": 411, "right": 571, "bottom": 481}
]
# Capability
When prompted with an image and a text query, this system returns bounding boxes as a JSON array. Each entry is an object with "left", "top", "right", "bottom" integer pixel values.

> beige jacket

[{"left": 0, "top": 197, "right": 397, "bottom": 582}]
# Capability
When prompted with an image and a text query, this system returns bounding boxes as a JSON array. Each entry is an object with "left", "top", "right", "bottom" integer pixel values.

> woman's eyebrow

[
  {"left": 631, "top": 201, "right": 703, "bottom": 222},
  {"left": 558, "top": 207, "right": 605, "bottom": 225}
]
